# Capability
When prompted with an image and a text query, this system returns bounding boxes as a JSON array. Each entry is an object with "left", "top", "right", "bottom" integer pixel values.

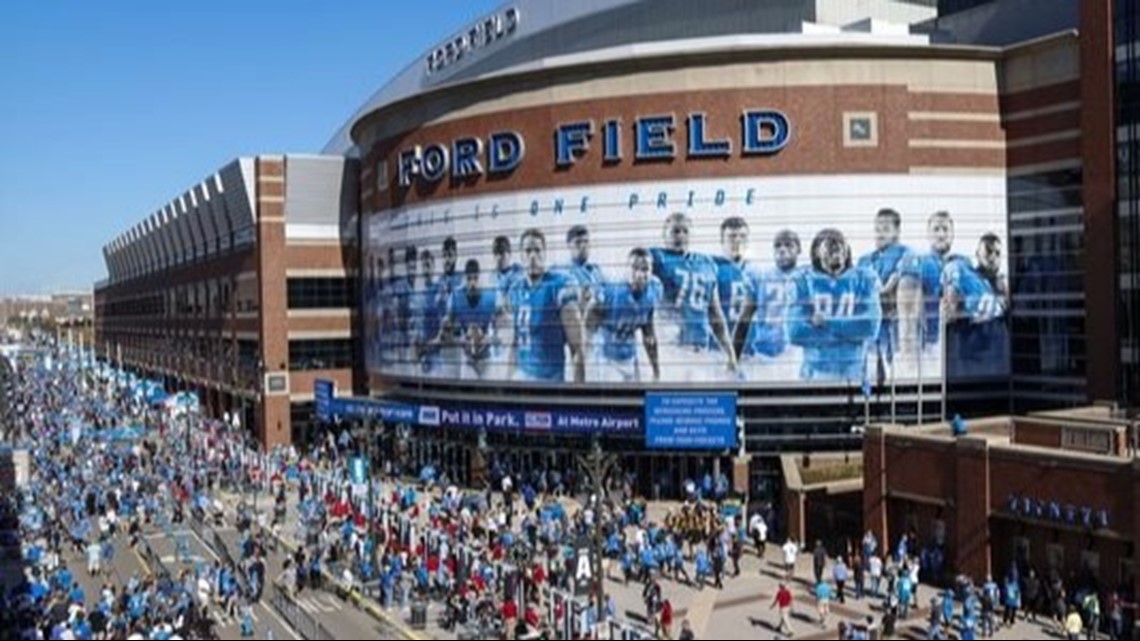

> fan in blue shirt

[
  {"left": 507, "top": 229, "right": 586, "bottom": 383},
  {"left": 789, "top": 229, "right": 882, "bottom": 381}
]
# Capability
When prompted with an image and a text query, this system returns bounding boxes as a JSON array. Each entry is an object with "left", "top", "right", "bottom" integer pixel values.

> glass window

[
  {"left": 289, "top": 339, "right": 354, "bottom": 371},
  {"left": 287, "top": 278, "right": 357, "bottom": 310}
]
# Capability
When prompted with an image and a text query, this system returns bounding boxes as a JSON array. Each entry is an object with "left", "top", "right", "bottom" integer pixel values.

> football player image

[
  {"left": 426, "top": 259, "right": 506, "bottom": 381},
  {"left": 412, "top": 249, "right": 444, "bottom": 375},
  {"left": 374, "top": 255, "right": 394, "bottom": 368},
  {"left": 733, "top": 230, "right": 803, "bottom": 380},
  {"left": 365, "top": 253, "right": 384, "bottom": 372},
  {"left": 507, "top": 229, "right": 587, "bottom": 383},
  {"left": 492, "top": 235, "right": 524, "bottom": 298},
  {"left": 857, "top": 208, "right": 914, "bottom": 379},
  {"left": 587, "top": 248, "right": 663, "bottom": 383},
  {"left": 898, "top": 211, "right": 969, "bottom": 368},
  {"left": 492, "top": 235, "right": 523, "bottom": 367},
  {"left": 714, "top": 217, "right": 761, "bottom": 350},
  {"left": 941, "top": 233, "right": 1010, "bottom": 376},
  {"left": 562, "top": 225, "right": 605, "bottom": 379},
  {"left": 437, "top": 236, "right": 464, "bottom": 378},
  {"left": 392, "top": 246, "right": 419, "bottom": 371},
  {"left": 562, "top": 225, "right": 605, "bottom": 302},
  {"left": 788, "top": 229, "right": 882, "bottom": 381},
  {"left": 650, "top": 212, "right": 738, "bottom": 381}
]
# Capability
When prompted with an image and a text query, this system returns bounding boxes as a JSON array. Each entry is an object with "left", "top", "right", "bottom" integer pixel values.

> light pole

[{"left": 577, "top": 434, "right": 617, "bottom": 627}]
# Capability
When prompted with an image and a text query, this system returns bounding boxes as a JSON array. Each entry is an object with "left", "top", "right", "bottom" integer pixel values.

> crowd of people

[
  {"left": 768, "top": 527, "right": 1139, "bottom": 640},
  {"left": 4, "top": 343, "right": 1138, "bottom": 641},
  {"left": 0, "top": 348, "right": 280, "bottom": 640}
]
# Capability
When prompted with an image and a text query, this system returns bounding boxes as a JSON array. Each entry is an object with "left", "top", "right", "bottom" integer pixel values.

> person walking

[
  {"left": 816, "top": 579, "right": 833, "bottom": 629},
  {"left": 1024, "top": 568, "right": 1041, "bottom": 623},
  {"left": 868, "top": 553, "right": 883, "bottom": 599},
  {"left": 750, "top": 512, "right": 768, "bottom": 560},
  {"left": 731, "top": 532, "right": 743, "bottom": 578},
  {"left": 782, "top": 539, "right": 799, "bottom": 582},
  {"left": 833, "top": 556, "right": 849, "bottom": 604},
  {"left": 678, "top": 619, "right": 695, "bottom": 641},
  {"left": 1002, "top": 573, "right": 1021, "bottom": 627},
  {"left": 1065, "top": 606, "right": 1084, "bottom": 641},
  {"left": 661, "top": 598, "right": 674, "bottom": 640},
  {"left": 813, "top": 540, "right": 827, "bottom": 586},
  {"left": 771, "top": 582, "right": 795, "bottom": 637},
  {"left": 1107, "top": 589, "right": 1125, "bottom": 640},
  {"left": 1082, "top": 590, "right": 1100, "bottom": 641},
  {"left": 853, "top": 553, "right": 866, "bottom": 600}
]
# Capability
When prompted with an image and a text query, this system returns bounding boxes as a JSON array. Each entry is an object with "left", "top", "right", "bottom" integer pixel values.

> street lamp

[{"left": 577, "top": 433, "right": 617, "bottom": 628}]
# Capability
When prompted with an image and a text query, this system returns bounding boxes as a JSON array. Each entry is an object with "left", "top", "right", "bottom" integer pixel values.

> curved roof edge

[{"left": 322, "top": 0, "right": 943, "bottom": 155}]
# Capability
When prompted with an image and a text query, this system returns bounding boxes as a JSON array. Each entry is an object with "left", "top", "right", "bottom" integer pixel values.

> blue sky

[{"left": 0, "top": 0, "right": 500, "bottom": 296}]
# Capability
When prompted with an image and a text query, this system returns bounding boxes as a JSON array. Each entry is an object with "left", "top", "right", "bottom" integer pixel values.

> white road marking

[{"left": 187, "top": 530, "right": 220, "bottom": 562}]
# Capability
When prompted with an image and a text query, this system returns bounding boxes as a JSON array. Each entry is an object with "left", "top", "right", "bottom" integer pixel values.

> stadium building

[
  {"left": 336, "top": 0, "right": 1124, "bottom": 499},
  {"left": 96, "top": 0, "right": 1135, "bottom": 505}
]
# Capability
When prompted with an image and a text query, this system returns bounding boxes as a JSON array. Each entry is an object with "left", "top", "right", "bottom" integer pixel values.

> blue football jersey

[
  {"left": 651, "top": 248, "right": 720, "bottom": 349},
  {"left": 858, "top": 243, "right": 912, "bottom": 363},
  {"left": 596, "top": 279, "right": 663, "bottom": 363},
  {"left": 901, "top": 252, "right": 968, "bottom": 345},
  {"left": 392, "top": 278, "right": 415, "bottom": 352},
  {"left": 415, "top": 279, "right": 444, "bottom": 345},
  {"left": 562, "top": 260, "right": 605, "bottom": 300},
  {"left": 436, "top": 271, "right": 465, "bottom": 336},
  {"left": 508, "top": 271, "right": 579, "bottom": 381},
  {"left": 496, "top": 264, "right": 524, "bottom": 298},
  {"left": 751, "top": 267, "right": 799, "bottom": 357},
  {"left": 942, "top": 262, "right": 1006, "bottom": 323},
  {"left": 788, "top": 267, "right": 882, "bottom": 380},
  {"left": 714, "top": 257, "right": 759, "bottom": 340},
  {"left": 448, "top": 288, "right": 499, "bottom": 359},
  {"left": 857, "top": 244, "right": 913, "bottom": 288}
]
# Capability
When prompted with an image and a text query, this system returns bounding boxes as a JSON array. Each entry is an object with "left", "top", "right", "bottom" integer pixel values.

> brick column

[
  {"left": 732, "top": 456, "right": 751, "bottom": 497},
  {"left": 256, "top": 156, "right": 291, "bottom": 448},
  {"left": 1080, "top": 0, "right": 1118, "bottom": 400},
  {"left": 863, "top": 426, "right": 889, "bottom": 555},
  {"left": 953, "top": 436, "right": 991, "bottom": 580},
  {"left": 1132, "top": 457, "right": 1139, "bottom": 604}
]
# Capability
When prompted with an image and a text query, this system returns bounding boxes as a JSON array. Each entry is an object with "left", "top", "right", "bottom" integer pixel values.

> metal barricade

[{"left": 269, "top": 582, "right": 337, "bottom": 641}]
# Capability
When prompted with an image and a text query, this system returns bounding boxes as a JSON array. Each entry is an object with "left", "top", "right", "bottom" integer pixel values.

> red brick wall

[
  {"left": 257, "top": 157, "right": 291, "bottom": 448},
  {"left": 368, "top": 85, "right": 1004, "bottom": 211},
  {"left": 1080, "top": 0, "right": 1119, "bottom": 401}
]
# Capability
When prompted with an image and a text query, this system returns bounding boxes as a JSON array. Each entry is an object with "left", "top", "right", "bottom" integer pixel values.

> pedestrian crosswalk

[{"left": 293, "top": 593, "right": 342, "bottom": 614}]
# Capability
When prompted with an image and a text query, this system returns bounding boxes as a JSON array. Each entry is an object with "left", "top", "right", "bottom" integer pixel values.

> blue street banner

[
  {"left": 312, "top": 380, "right": 639, "bottom": 434},
  {"left": 645, "top": 392, "right": 738, "bottom": 450}
]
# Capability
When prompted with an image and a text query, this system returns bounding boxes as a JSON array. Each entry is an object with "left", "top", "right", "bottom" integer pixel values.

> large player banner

[{"left": 364, "top": 174, "right": 1008, "bottom": 386}]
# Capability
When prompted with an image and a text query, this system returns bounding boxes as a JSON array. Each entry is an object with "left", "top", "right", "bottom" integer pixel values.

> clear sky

[{"left": 0, "top": 0, "right": 500, "bottom": 296}]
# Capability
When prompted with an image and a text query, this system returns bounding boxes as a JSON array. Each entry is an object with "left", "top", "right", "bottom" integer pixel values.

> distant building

[{"left": 0, "top": 292, "right": 93, "bottom": 326}]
